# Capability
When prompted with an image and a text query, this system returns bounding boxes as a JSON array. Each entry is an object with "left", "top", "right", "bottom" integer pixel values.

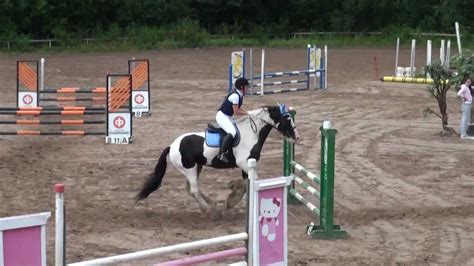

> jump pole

[
  {"left": 426, "top": 40, "right": 432, "bottom": 78},
  {"left": 410, "top": 39, "right": 416, "bottom": 77},
  {"left": 312, "top": 45, "right": 317, "bottom": 89},
  {"left": 446, "top": 40, "right": 451, "bottom": 69},
  {"left": 250, "top": 48, "right": 254, "bottom": 95},
  {"left": 394, "top": 38, "right": 400, "bottom": 76},
  {"left": 324, "top": 45, "right": 328, "bottom": 89},
  {"left": 306, "top": 44, "right": 311, "bottom": 90},
  {"left": 455, "top": 22, "right": 462, "bottom": 56},
  {"left": 440, "top": 39, "right": 445, "bottom": 66},
  {"left": 40, "top": 58, "right": 45, "bottom": 92},
  {"left": 260, "top": 49, "right": 265, "bottom": 96},
  {"left": 55, "top": 184, "right": 65, "bottom": 266}
]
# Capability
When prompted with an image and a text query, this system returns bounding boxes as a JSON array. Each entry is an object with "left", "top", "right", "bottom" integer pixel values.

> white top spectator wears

[{"left": 457, "top": 84, "right": 472, "bottom": 104}]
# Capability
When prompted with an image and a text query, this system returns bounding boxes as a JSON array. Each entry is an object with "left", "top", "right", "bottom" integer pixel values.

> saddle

[{"left": 205, "top": 122, "right": 240, "bottom": 148}]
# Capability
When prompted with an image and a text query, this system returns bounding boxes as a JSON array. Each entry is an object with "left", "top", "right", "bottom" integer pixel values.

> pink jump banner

[
  {"left": 0, "top": 212, "right": 51, "bottom": 266},
  {"left": 247, "top": 159, "right": 292, "bottom": 265}
]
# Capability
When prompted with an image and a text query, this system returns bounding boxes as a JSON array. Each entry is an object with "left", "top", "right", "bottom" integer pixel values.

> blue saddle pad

[
  {"left": 205, "top": 131, "right": 222, "bottom": 147},
  {"left": 205, "top": 125, "right": 240, "bottom": 148}
]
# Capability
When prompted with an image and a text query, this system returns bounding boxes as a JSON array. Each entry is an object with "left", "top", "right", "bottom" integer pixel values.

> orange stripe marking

[
  {"left": 61, "top": 107, "right": 87, "bottom": 111},
  {"left": 17, "top": 130, "right": 40, "bottom": 135},
  {"left": 17, "top": 120, "right": 40, "bottom": 125},
  {"left": 18, "top": 63, "right": 38, "bottom": 91},
  {"left": 17, "top": 111, "right": 41, "bottom": 115},
  {"left": 109, "top": 76, "right": 131, "bottom": 111},
  {"left": 63, "top": 131, "right": 85, "bottom": 135},
  {"left": 61, "top": 111, "right": 85, "bottom": 115},
  {"left": 54, "top": 97, "right": 106, "bottom": 102},
  {"left": 131, "top": 62, "right": 148, "bottom": 89},
  {"left": 54, "top": 88, "right": 106, "bottom": 93},
  {"left": 61, "top": 120, "right": 84, "bottom": 125}
]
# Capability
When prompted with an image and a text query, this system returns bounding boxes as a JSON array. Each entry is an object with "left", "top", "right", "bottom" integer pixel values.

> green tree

[{"left": 424, "top": 61, "right": 455, "bottom": 136}]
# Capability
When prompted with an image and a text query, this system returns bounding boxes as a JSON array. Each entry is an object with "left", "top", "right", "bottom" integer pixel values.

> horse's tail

[{"left": 135, "top": 146, "right": 170, "bottom": 202}]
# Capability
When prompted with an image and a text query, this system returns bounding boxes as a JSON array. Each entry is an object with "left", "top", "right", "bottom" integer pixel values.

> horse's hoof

[
  {"left": 225, "top": 196, "right": 241, "bottom": 209},
  {"left": 212, "top": 210, "right": 222, "bottom": 221},
  {"left": 227, "top": 180, "right": 236, "bottom": 189}
]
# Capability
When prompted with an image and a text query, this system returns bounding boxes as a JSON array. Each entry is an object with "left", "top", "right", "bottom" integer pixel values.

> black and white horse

[{"left": 136, "top": 105, "right": 299, "bottom": 215}]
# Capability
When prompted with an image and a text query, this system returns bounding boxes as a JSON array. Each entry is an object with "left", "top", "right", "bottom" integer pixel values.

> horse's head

[{"left": 261, "top": 105, "right": 299, "bottom": 141}]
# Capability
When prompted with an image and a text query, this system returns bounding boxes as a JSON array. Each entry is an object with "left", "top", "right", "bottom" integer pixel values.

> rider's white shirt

[{"left": 228, "top": 89, "right": 242, "bottom": 105}]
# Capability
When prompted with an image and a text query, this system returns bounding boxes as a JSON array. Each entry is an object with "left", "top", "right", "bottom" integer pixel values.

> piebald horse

[{"left": 136, "top": 105, "right": 299, "bottom": 215}]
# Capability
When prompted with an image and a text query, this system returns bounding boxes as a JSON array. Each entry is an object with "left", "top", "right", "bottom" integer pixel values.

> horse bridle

[{"left": 248, "top": 111, "right": 295, "bottom": 134}]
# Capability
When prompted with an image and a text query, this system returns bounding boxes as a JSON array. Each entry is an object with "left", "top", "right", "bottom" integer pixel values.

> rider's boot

[{"left": 218, "top": 133, "right": 234, "bottom": 163}]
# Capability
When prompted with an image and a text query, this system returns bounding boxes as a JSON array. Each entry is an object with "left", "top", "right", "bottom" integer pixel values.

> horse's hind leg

[
  {"left": 225, "top": 171, "right": 247, "bottom": 209},
  {"left": 196, "top": 165, "right": 214, "bottom": 206},
  {"left": 180, "top": 166, "right": 213, "bottom": 213}
]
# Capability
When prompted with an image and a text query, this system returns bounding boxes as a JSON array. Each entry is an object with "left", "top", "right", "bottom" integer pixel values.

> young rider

[{"left": 216, "top": 77, "right": 249, "bottom": 163}]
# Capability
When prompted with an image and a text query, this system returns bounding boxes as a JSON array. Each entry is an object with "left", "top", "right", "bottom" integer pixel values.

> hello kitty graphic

[{"left": 259, "top": 197, "right": 281, "bottom": 242}]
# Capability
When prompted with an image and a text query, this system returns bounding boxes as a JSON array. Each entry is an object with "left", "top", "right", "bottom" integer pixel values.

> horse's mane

[{"left": 235, "top": 106, "right": 270, "bottom": 123}]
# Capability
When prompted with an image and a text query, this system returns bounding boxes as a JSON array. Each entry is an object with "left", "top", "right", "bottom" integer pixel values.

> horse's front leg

[{"left": 225, "top": 170, "right": 248, "bottom": 209}]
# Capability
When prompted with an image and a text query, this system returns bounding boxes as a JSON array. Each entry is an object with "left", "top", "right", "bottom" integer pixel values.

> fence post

[
  {"left": 307, "top": 125, "right": 348, "bottom": 239},
  {"left": 284, "top": 110, "right": 299, "bottom": 204}
]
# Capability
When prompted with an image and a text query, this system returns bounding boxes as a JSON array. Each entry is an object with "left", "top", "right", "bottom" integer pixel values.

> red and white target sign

[
  {"left": 113, "top": 116, "right": 126, "bottom": 129},
  {"left": 134, "top": 93, "right": 145, "bottom": 105},
  {"left": 132, "top": 91, "right": 149, "bottom": 113},
  {"left": 22, "top": 94, "right": 33, "bottom": 105},
  {"left": 108, "top": 113, "right": 131, "bottom": 141},
  {"left": 18, "top": 92, "right": 37, "bottom": 107}
]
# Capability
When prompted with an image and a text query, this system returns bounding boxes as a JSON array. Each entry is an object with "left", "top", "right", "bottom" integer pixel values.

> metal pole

[
  {"left": 228, "top": 64, "right": 232, "bottom": 93},
  {"left": 426, "top": 40, "right": 431, "bottom": 78},
  {"left": 313, "top": 45, "right": 317, "bottom": 90},
  {"left": 455, "top": 22, "right": 462, "bottom": 56},
  {"left": 410, "top": 39, "right": 416, "bottom": 78},
  {"left": 446, "top": 40, "right": 451, "bottom": 69},
  {"left": 242, "top": 48, "right": 246, "bottom": 79},
  {"left": 39, "top": 58, "right": 45, "bottom": 107},
  {"left": 307, "top": 44, "right": 311, "bottom": 90},
  {"left": 324, "top": 45, "right": 328, "bottom": 89},
  {"left": 40, "top": 58, "right": 45, "bottom": 92},
  {"left": 250, "top": 48, "right": 253, "bottom": 96},
  {"left": 395, "top": 38, "right": 399, "bottom": 76},
  {"left": 55, "top": 184, "right": 65, "bottom": 266},
  {"left": 260, "top": 49, "right": 265, "bottom": 96},
  {"left": 440, "top": 39, "right": 445, "bottom": 66},
  {"left": 247, "top": 158, "right": 257, "bottom": 265}
]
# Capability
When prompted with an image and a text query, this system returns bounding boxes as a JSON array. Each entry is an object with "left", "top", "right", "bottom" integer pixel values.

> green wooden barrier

[{"left": 283, "top": 111, "right": 347, "bottom": 239}]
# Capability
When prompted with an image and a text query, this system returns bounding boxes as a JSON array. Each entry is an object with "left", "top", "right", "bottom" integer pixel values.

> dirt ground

[{"left": 0, "top": 46, "right": 473, "bottom": 265}]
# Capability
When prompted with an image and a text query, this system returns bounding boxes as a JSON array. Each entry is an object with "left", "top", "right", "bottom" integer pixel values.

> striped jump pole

[
  {"left": 0, "top": 120, "right": 105, "bottom": 125},
  {"left": 283, "top": 111, "right": 347, "bottom": 239},
  {"left": 40, "top": 87, "right": 106, "bottom": 93},
  {"left": 16, "top": 58, "right": 151, "bottom": 116},
  {"left": 154, "top": 247, "right": 247, "bottom": 265},
  {"left": 230, "top": 44, "right": 327, "bottom": 96},
  {"left": 1, "top": 73, "right": 133, "bottom": 144},
  {"left": 381, "top": 76, "right": 449, "bottom": 84},
  {"left": 39, "top": 97, "right": 106, "bottom": 102},
  {"left": 0, "top": 110, "right": 105, "bottom": 115},
  {"left": 255, "top": 87, "right": 309, "bottom": 95},
  {"left": 0, "top": 130, "right": 105, "bottom": 136},
  {"left": 54, "top": 159, "right": 290, "bottom": 265},
  {"left": 0, "top": 107, "right": 105, "bottom": 111}
]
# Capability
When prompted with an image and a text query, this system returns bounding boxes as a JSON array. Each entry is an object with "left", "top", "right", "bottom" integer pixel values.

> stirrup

[{"left": 218, "top": 153, "right": 229, "bottom": 163}]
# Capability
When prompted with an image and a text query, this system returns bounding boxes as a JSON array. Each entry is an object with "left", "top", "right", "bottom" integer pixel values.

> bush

[
  {"left": 127, "top": 26, "right": 165, "bottom": 49},
  {"left": 167, "top": 18, "right": 208, "bottom": 47}
]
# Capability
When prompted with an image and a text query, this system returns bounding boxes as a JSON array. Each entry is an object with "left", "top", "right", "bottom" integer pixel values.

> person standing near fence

[{"left": 457, "top": 77, "right": 473, "bottom": 139}]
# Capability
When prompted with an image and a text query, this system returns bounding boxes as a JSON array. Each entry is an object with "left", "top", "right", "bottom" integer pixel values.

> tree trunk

[
  {"left": 437, "top": 94, "right": 448, "bottom": 127},
  {"left": 437, "top": 94, "right": 454, "bottom": 136}
]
